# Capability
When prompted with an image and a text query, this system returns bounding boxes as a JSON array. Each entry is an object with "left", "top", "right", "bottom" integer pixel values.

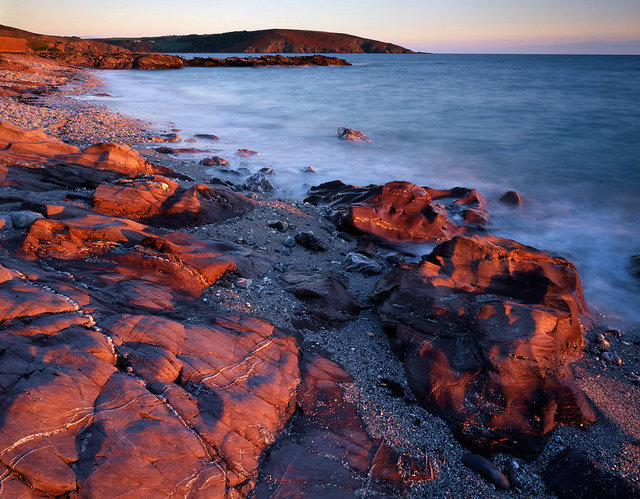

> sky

[{"left": 3, "top": 0, "right": 640, "bottom": 54}]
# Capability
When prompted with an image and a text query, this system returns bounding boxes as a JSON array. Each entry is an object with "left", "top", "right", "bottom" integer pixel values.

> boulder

[
  {"left": 93, "top": 176, "right": 256, "bottom": 227},
  {"left": 373, "top": 235, "right": 595, "bottom": 457},
  {"left": 200, "top": 156, "right": 229, "bottom": 166},
  {"left": 499, "top": 190, "right": 524, "bottom": 206},
  {"left": 11, "top": 210, "right": 43, "bottom": 229},
  {"left": 337, "top": 127, "right": 372, "bottom": 142},
  {"left": 343, "top": 252, "right": 383, "bottom": 275},
  {"left": 306, "top": 180, "right": 488, "bottom": 243},
  {"left": 282, "top": 271, "right": 364, "bottom": 327},
  {"left": 244, "top": 172, "right": 275, "bottom": 193}
]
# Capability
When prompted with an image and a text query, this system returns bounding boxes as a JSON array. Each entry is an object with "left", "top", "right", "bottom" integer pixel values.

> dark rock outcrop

[
  {"left": 45, "top": 52, "right": 184, "bottom": 70},
  {"left": 305, "top": 180, "right": 488, "bottom": 243},
  {"left": 373, "top": 235, "right": 595, "bottom": 457},
  {"left": 255, "top": 352, "right": 438, "bottom": 496},
  {"left": 186, "top": 54, "right": 351, "bottom": 67},
  {"left": 282, "top": 271, "right": 364, "bottom": 327}
]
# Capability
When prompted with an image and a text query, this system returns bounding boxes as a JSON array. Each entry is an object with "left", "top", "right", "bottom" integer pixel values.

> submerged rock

[
  {"left": 373, "top": 234, "right": 595, "bottom": 457},
  {"left": 200, "top": 156, "right": 229, "bottom": 166},
  {"left": 337, "top": 127, "right": 372, "bottom": 142},
  {"left": 499, "top": 190, "right": 524, "bottom": 206},
  {"left": 236, "top": 148, "right": 259, "bottom": 158}
]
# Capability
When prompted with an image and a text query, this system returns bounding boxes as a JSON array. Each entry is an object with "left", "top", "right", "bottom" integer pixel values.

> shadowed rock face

[
  {"left": 305, "top": 180, "right": 488, "bottom": 243},
  {"left": 373, "top": 235, "right": 595, "bottom": 458},
  {"left": 281, "top": 271, "right": 365, "bottom": 327},
  {"left": 255, "top": 352, "right": 438, "bottom": 496}
]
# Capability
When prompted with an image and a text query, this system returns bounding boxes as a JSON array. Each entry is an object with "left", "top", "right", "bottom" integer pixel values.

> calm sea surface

[{"left": 94, "top": 54, "right": 640, "bottom": 333}]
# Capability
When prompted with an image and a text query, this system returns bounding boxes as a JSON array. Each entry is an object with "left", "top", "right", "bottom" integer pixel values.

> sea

[{"left": 90, "top": 53, "right": 640, "bottom": 334}]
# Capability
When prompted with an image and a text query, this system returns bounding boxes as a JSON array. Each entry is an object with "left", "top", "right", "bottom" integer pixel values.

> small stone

[
  {"left": 259, "top": 167, "right": 276, "bottom": 175},
  {"left": 386, "top": 253, "right": 406, "bottom": 265},
  {"left": 597, "top": 339, "right": 611, "bottom": 351},
  {"left": 11, "top": 211, "right": 44, "bottom": 229},
  {"left": 602, "top": 351, "right": 622, "bottom": 365},
  {"left": 304, "top": 166, "right": 317, "bottom": 173},
  {"left": 235, "top": 278, "right": 252, "bottom": 289},
  {"left": 366, "top": 331, "right": 375, "bottom": 337},
  {"left": 267, "top": 220, "right": 288, "bottom": 232},
  {"left": 462, "top": 453, "right": 510, "bottom": 489},
  {"left": 295, "top": 231, "right": 326, "bottom": 251},
  {"left": 343, "top": 252, "right": 383, "bottom": 275},
  {"left": 283, "top": 236, "right": 296, "bottom": 248},
  {"left": 245, "top": 172, "right": 275, "bottom": 193},
  {"left": 605, "top": 329, "right": 622, "bottom": 338}
]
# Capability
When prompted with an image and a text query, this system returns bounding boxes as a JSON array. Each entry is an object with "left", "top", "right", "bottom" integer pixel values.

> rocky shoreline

[{"left": 0, "top": 53, "right": 639, "bottom": 498}]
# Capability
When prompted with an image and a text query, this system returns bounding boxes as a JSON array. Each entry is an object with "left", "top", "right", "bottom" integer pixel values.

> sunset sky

[{"left": 4, "top": 0, "right": 640, "bottom": 53}]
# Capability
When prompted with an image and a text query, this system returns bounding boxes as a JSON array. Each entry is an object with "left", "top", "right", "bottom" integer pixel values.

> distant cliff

[
  {"left": 0, "top": 25, "right": 127, "bottom": 54},
  {"left": 95, "top": 29, "right": 413, "bottom": 54}
]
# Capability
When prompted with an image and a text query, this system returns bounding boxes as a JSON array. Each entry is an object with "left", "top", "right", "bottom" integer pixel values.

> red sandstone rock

[
  {"left": 337, "top": 127, "right": 372, "bottom": 142},
  {"left": 0, "top": 122, "right": 187, "bottom": 192},
  {"left": 255, "top": 352, "right": 438, "bottom": 495},
  {"left": 0, "top": 263, "right": 299, "bottom": 495},
  {"left": 53, "top": 52, "right": 184, "bottom": 70},
  {"left": 373, "top": 235, "right": 595, "bottom": 457},
  {"left": 499, "top": 190, "right": 524, "bottom": 206},
  {"left": 200, "top": 156, "right": 229, "bottom": 166},
  {"left": 20, "top": 212, "right": 273, "bottom": 314},
  {"left": 93, "top": 176, "right": 255, "bottom": 227},
  {"left": 236, "top": 148, "right": 259, "bottom": 158},
  {"left": 306, "top": 180, "right": 488, "bottom": 243}
]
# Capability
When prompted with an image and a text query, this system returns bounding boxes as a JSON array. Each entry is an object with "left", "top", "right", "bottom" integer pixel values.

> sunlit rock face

[
  {"left": 93, "top": 176, "right": 256, "bottom": 228},
  {"left": 373, "top": 235, "right": 595, "bottom": 458},
  {"left": 0, "top": 121, "right": 186, "bottom": 192},
  {"left": 305, "top": 180, "right": 488, "bottom": 243},
  {"left": 0, "top": 275, "right": 300, "bottom": 495}
]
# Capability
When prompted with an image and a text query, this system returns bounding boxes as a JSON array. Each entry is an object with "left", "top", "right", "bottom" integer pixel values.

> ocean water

[{"left": 93, "top": 54, "right": 640, "bottom": 333}]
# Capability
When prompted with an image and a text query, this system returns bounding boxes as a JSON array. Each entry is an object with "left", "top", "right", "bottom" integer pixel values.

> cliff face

[
  {"left": 96, "top": 29, "right": 414, "bottom": 54},
  {"left": 0, "top": 25, "right": 128, "bottom": 54}
]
